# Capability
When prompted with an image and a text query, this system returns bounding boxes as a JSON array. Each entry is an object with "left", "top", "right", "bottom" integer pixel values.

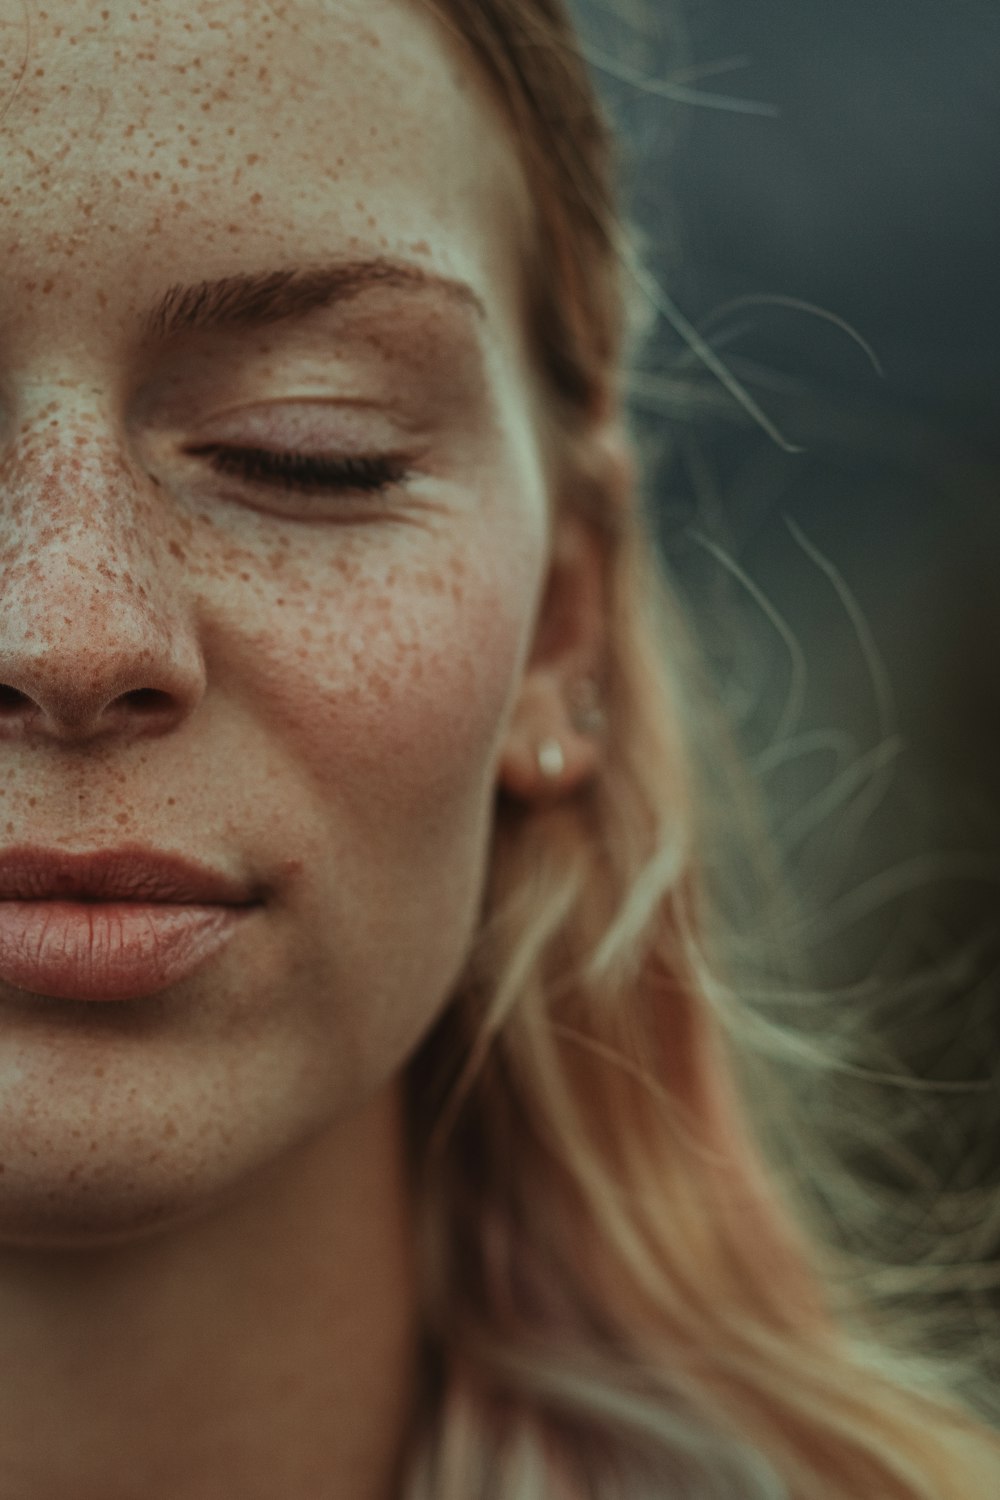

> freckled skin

[
  {"left": 0, "top": 0, "right": 551, "bottom": 1242},
  {"left": 0, "top": 0, "right": 605, "bottom": 1492}
]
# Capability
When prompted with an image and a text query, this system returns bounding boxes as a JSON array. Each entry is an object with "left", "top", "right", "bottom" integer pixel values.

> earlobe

[
  {"left": 499, "top": 692, "right": 607, "bottom": 798},
  {"left": 496, "top": 690, "right": 606, "bottom": 802}
]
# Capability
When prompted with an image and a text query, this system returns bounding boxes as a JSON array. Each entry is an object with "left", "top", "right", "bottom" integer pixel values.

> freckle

[
  {"left": 250, "top": 192, "right": 262, "bottom": 206},
  {"left": 27, "top": 797, "right": 37, "bottom": 808},
  {"left": 168, "top": 541, "right": 185, "bottom": 561}
]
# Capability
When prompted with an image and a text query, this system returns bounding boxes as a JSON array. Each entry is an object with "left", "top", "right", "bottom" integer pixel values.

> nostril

[
  {"left": 0, "top": 685, "right": 174, "bottom": 724},
  {"left": 0, "top": 686, "right": 30, "bottom": 714},
  {"left": 123, "top": 689, "right": 173, "bottom": 714}
]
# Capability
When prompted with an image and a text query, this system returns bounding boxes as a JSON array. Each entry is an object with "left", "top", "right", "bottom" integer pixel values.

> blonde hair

[{"left": 400, "top": 1, "right": 1000, "bottom": 1494}]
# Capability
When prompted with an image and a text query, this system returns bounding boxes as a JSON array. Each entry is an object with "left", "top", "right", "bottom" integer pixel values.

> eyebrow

[{"left": 141, "top": 257, "right": 487, "bottom": 342}]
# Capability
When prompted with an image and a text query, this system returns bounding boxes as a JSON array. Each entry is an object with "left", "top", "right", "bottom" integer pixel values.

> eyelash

[{"left": 188, "top": 444, "right": 410, "bottom": 497}]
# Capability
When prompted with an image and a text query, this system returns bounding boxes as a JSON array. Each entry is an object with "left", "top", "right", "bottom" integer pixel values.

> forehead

[{"left": 0, "top": 0, "right": 527, "bottom": 338}]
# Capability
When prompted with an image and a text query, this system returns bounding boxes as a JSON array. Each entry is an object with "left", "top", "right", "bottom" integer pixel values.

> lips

[
  {"left": 0, "top": 845, "right": 261, "bottom": 1001},
  {"left": 0, "top": 845, "right": 260, "bottom": 905}
]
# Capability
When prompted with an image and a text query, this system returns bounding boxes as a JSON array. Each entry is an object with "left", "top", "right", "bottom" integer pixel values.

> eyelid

[{"left": 185, "top": 398, "right": 422, "bottom": 449}]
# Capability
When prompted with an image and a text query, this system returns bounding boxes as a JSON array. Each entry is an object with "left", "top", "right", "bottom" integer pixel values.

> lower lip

[{"left": 0, "top": 901, "right": 254, "bottom": 1002}]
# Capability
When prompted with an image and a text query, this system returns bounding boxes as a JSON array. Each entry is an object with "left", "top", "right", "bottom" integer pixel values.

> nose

[{"left": 0, "top": 441, "right": 205, "bottom": 748}]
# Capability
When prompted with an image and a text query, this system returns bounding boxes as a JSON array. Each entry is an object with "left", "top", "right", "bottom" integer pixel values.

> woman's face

[{"left": 0, "top": 0, "right": 563, "bottom": 1242}]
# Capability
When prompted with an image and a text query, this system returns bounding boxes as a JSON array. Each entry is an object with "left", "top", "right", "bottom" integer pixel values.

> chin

[
  {"left": 0, "top": 1172, "right": 232, "bottom": 1252},
  {"left": 0, "top": 1120, "right": 271, "bottom": 1252}
]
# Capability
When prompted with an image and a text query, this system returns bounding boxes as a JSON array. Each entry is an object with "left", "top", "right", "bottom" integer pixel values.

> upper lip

[{"left": 0, "top": 845, "right": 261, "bottom": 904}]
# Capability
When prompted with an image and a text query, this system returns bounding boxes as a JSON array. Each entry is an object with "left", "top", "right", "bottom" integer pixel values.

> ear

[{"left": 497, "top": 425, "right": 632, "bottom": 804}]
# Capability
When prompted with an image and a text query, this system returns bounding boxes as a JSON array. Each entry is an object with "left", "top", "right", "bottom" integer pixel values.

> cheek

[
  {"left": 231, "top": 526, "right": 543, "bottom": 813},
  {"left": 226, "top": 525, "right": 544, "bottom": 1076}
]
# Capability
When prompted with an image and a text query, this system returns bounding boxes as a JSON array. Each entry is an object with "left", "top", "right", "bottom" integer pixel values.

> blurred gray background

[
  {"left": 570, "top": 0, "right": 1000, "bottom": 1285},
  {"left": 579, "top": 0, "right": 1000, "bottom": 999}
]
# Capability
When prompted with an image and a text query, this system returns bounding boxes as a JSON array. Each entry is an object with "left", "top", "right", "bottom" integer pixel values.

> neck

[{"left": 0, "top": 1085, "right": 421, "bottom": 1500}]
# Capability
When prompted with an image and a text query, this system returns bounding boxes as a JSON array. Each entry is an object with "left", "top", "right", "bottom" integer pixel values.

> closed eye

[{"left": 186, "top": 444, "right": 411, "bottom": 496}]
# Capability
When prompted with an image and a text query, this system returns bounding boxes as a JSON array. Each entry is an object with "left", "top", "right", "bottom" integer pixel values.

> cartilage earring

[
  {"left": 537, "top": 738, "right": 567, "bottom": 780},
  {"left": 570, "top": 677, "right": 606, "bottom": 737}
]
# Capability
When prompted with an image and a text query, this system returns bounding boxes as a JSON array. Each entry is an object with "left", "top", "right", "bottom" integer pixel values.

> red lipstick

[{"left": 0, "top": 846, "right": 261, "bottom": 1002}]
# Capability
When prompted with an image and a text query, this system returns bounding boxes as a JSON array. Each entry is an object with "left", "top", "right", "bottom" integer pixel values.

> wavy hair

[{"left": 399, "top": 1, "right": 1000, "bottom": 1494}]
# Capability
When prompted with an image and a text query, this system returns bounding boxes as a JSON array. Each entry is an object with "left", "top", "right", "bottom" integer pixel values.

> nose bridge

[
  {"left": 4, "top": 417, "right": 165, "bottom": 630},
  {"left": 0, "top": 414, "right": 205, "bottom": 744}
]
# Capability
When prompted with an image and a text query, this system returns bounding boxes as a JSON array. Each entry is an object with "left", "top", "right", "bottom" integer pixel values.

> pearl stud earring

[{"left": 537, "top": 738, "right": 567, "bottom": 780}]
